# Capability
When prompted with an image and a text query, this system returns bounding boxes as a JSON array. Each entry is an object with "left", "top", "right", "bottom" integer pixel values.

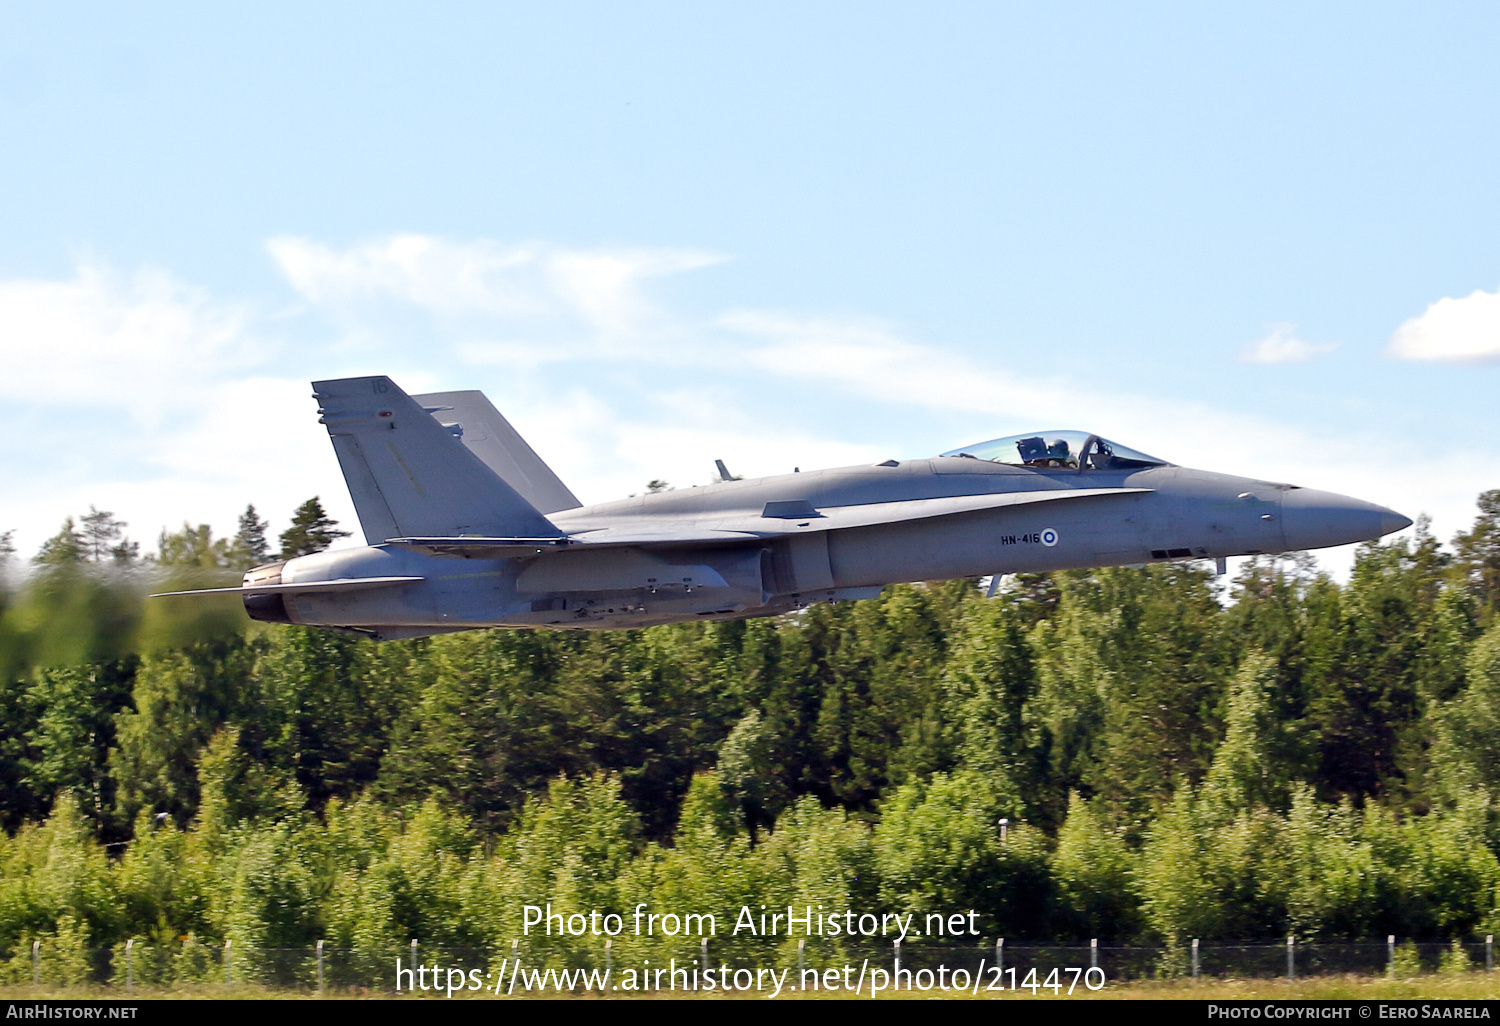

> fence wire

[{"left": 0, "top": 938, "right": 1493, "bottom": 992}]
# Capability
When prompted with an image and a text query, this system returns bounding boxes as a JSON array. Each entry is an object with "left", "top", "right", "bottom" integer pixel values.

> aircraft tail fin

[
  {"left": 411, "top": 390, "right": 580, "bottom": 514},
  {"left": 312, "top": 376, "right": 565, "bottom": 544}
]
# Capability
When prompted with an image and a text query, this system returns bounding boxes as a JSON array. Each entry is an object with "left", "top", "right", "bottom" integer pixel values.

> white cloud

[
  {"left": 1239, "top": 323, "right": 1338, "bottom": 364},
  {"left": 0, "top": 260, "right": 351, "bottom": 561},
  {"left": 0, "top": 261, "right": 260, "bottom": 424},
  {"left": 1388, "top": 285, "right": 1500, "bottom": 362},
  {"left": 268, "top": 234, "right": 725, "bottom": 350},
  {"left": 7, "top": 235, "right": 1497, "bottom": 580}
]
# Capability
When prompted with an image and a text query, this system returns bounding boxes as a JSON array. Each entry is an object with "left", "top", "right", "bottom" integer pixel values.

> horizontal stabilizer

[{"left": 151, "top": 576, "right": 424, "bottom": 598}]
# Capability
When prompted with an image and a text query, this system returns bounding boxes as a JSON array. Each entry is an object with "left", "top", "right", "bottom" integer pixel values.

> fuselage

[{"left": 243, "top": 456, "right": 1411, "bottom": 638}]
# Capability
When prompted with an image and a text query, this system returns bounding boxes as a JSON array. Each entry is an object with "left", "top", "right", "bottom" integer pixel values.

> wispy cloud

[
  {"left": 9, "top": 235, "right": 1494, "bottom": 571},
  {"left": 268, "top": 234, "right": 725, "bottom": 352},
  {"left": 1387, "top": 284, "right": 1500, "bottom": 362},
  {"left": 0, "top": 261, "right": 260, "bottom": 423},
  {"left": 1239, "top": 323, "right": 1338, "bottom": 364}
]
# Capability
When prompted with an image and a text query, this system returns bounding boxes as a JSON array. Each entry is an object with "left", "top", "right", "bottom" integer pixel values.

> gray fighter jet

[{"left": 155, "top": 375, "right": 1412, "bottom": 639}]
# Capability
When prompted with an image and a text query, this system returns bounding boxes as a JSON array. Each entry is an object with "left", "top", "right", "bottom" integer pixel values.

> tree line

[{"left": 0, "top": 491, "right": 1499, "bottom": 968}]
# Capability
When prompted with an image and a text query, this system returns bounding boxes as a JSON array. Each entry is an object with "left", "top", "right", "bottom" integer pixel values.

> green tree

[
  {"left": 718, "top": 710, "right": 784, "bottom": 841},
  {"left": 1052, "top": 790, "right": 1139, "bottom": 940},
  {"left": 80, "top": 507, "right": 137, "bottom": 564},
  {"left": 156, "top": 524, "right": 230, "bottom": 568},
  {"left": 23, "top": 661, "right": 137, "bottom": 835},
  {"left": 1201, "top": 653, "right": 1292, "bottom": 814},
  {"left": 1431, "top": 624, "right": 1500, "bottom": 795},
  {"left": 110, "top": 639, "right": 260, "bottom": 826},
  {"left": 33, "top": 518, "right": 85, "bottom": 565},
  {"left": 228, "top": 505, "right": 271, "bottom": 570},
  {"left": 277, "top": 498, "right": 350, "bottom": 559},
  {"left": 1453, "top": 490, "right": 1500, "bottom": 620}
]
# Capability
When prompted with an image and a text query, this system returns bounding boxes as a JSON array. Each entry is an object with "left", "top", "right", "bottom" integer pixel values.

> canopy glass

[{"left": 940, "top": 430, "right": 1170, "bottom": 470}]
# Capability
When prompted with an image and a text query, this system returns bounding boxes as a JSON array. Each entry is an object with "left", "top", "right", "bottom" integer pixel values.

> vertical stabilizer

[
  {"left": 412, "top": 390, "right": 581, "bottom": 514},
  {"left": 312, "top": 376, "right": 564, "bottom": 544}
]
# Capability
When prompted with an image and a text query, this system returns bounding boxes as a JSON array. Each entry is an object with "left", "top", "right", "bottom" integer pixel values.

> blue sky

[{"left": 2, "top": 2, "right": 1498, "bottom": 570}]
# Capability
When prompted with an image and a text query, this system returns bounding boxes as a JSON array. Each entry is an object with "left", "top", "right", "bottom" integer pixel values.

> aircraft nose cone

[
  {"left": 1382, "top": 510, "right": 1414, "bottom": 536},
  {"left": 1279, "top": 488, "right": 1411, "bottom": 551}
]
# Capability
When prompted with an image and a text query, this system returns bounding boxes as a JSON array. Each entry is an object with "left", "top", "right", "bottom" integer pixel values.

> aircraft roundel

[{"left": 1040, "top": 528, "right": 1059, "bottom": 547}]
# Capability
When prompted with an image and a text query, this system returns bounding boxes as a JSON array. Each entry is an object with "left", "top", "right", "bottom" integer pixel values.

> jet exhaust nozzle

[{"left": 241, "top": 560, "right": 294, "bottom": 624}]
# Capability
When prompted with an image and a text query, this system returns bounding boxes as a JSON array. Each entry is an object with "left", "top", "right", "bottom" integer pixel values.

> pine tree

[
  {"left": 79, "top": 506, "right": 130, "bottom": 563},
  {"left": 33, "top": 517, "right": 85, "bottom": 565},
  {"left": 277, "top": 498, "right": 350, "bottom": 559},
  {"left": 229, "top": 505, "right": 271, "bottom": 569}
]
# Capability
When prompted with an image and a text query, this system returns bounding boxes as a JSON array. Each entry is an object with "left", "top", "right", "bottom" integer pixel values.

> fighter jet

[{"left": 154, "top": 375, "right": 1412, "bottom": 640}]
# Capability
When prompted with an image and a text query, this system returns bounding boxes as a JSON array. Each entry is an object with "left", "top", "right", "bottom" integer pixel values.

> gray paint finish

[{"left": 153, "top": 376, "right": 1414, "bottom": 640}]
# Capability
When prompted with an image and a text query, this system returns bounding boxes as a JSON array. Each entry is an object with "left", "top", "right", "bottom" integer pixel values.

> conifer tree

[
  {"left": 229, "top": 505, "right": 271, "bottom": 569},
  {"left": 33, "top": 517, "right": 85, "bottom": 565},
  {"left": 277, "top": 498, "right": 350, "bottom": 559}
]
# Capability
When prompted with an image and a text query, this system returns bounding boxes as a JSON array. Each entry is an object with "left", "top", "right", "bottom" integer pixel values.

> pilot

[{"left": 1046, "top": 438, "right": 1073, "bottom": 467}]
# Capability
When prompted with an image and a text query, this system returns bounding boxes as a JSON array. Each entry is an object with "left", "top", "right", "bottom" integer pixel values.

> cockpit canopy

[{"left": 940, "top": 430, "right": 1170, "bottom": 471}]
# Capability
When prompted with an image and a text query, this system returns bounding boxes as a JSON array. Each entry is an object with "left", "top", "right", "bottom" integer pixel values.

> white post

[
  {"left": 701, "top": 936, "right": 708, "bottom": 969},
  {"left": 1191, "top": 938, "right": 1199, "bottom": 979},
  {"left": 1286, "top": 935, "right": 1295, "bottom": 982},
  {"left": 798, "top": 938, "right": 805, "bottom": 978},
  {"left": 32, "top": 939, "right": 39, "bottom": 986},
  {"left": 1090, "top": 938, "right": 1097, "bottom": 969},
  {"left": 1388, "top": 935, "right": 1396, "bottom": 978},
  {"left": 999, "top": 818, "right": 1009, "bottom": 844},
  {"left": 316, "top": 939, "right": 324, "bottom": 995},
  {"left": 224, "top": 938, "right": 232, "bottom": 986},
  {"left": 126, "top": 938, "right": 134, "bottom": 993},
  {"left": 1487, "top": 935, "right": 1493, "bottom": 974},
  {"left": 605, "top": 938, "right": 612, "bottom": 977},
  {"left": 996, "top": 937, "right": 1004, "bottom": 975},
  {"left": 894, "top": 938, "right": 901, "bottom": 977}
]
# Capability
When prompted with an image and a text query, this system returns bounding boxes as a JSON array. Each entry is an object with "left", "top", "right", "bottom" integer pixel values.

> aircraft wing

[
  {"left": 734, "top": 486, "right": 1155, "bottom": 533},
  {"left": 386, "top": 486, "right": 1153, "bottom": 555}
]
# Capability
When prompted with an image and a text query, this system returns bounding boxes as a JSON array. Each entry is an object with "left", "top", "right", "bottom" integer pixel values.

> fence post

[
  {"left": 894, "top": 938, "right": 901, "bottom": 977},
  {"left": 1286, "top": 935, "right": 1295, "bottom": 982},
  {"left": 701, "top": 936, "right": 708, "bottom": 968},
  {"left": 32, "top": 939, "right": 39, "bottom": 986},
  {"left": 798, "top": 938, "right": 805, "bottom": 979},
  {"left": 224, "top": 938, "right": 232, "bottom": 986},
  {"left": 1487, "top": 935, "right": 1493, "bottom": 974},
  {"left": 126, "top": 939, "right": 134, "bottom": 993},
  {"left": 1090, "top": 938, "right": 1097, "bottom": 970},
  {"left": 605, "top": 938, "right": 612, "bottom": 977},
  {"left": 1388, "top": 935, "right": 1396, "bottom": 978},
  {"left": 316, "top": 939, "right": 324, "bottom": 995},
  {"left": 996, "top": 937, "right": 1004, "bottom": 976},
  {"left": 1191, "top": 938, "right": 1199, "bottom": 980}
]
